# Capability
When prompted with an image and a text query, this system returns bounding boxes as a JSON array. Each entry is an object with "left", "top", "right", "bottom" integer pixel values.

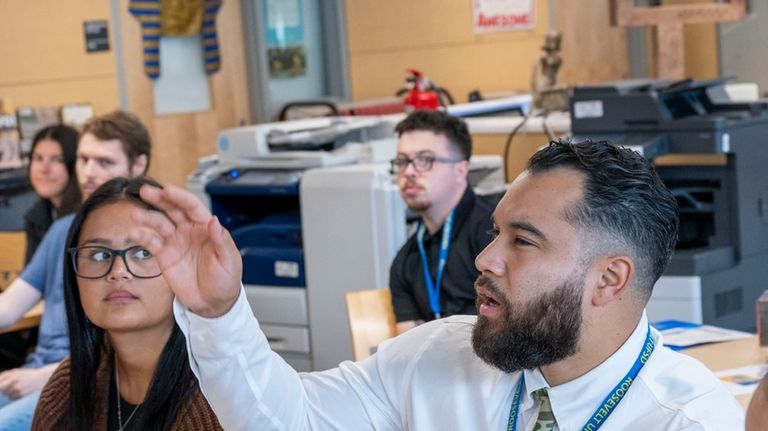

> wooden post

[{"left": 610, "top": 0, "right": 746, "bottom": 81}]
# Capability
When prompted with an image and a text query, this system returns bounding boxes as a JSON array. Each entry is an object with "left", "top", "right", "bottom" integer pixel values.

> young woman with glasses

[{"left": 30, "top": 177, "right": 222, "bottom": 431}]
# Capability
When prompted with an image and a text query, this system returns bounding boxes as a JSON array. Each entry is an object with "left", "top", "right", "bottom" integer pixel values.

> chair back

[
  {"left": 345, "top": 288, "right": 397, "bottom": 361},
  {"left": 0, "top": 232, "right": 25, "bottom": 291}
]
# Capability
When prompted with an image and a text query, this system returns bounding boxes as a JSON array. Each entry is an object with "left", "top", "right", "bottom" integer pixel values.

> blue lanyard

[
  {"left": 507, "top": 326, "right": 655, "bottom": 431},
  {"left": 416, "top": 209, "right": 455, "bottom": 319}
]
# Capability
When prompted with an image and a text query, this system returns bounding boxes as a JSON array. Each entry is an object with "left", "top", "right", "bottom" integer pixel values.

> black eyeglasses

[
  {"left": 390, "top": 154, "right": 463, "bottom": 174},
  {"left": 67, "top": 246, "right": 162, "bottom": 279}
]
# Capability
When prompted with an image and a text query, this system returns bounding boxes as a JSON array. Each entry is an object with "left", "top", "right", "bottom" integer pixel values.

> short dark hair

[
  {"left": 81, "top": 111, "right": 151, "bottom": 173},
  {"left": 527, "top": 139, "right": 679, "bottom": 301},
  {"left": 395, "top": 110, "right": 472, "bottom": 160},
  {"left": 29, "top": 124, "right": 82, "bottom": 214},
  {"left": 62, "top": 177, "right": 198, "bottom": 430}
]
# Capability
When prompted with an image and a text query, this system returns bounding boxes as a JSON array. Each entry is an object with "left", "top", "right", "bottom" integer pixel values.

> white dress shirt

[{"left": 174, "top": 288, "right": 745, "bottom": 430}]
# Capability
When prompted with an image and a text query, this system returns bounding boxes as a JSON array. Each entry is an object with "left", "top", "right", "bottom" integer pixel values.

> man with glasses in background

[{"left": 389, "top": 110, "right": 498, "bottom": 334}]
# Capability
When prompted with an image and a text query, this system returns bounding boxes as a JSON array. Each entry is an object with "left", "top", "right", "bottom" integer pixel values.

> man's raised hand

[{"left": 129, "top": 184, "right": 242, "bottom": 318}]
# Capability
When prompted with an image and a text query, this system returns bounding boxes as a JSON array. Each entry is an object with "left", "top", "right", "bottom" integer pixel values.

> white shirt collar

[{"left": 520, "top": 312, "right": 653, "bottom": 429}]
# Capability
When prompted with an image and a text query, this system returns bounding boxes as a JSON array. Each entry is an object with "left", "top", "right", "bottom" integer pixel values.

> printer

[
  {"left": 189, "top": 116, "right": 504, "bottom": 370},
  {"left": 188, "top": 117, "right": 401, "bottom": 371},
  {"left": 570, "top": 78, "right": 768, "bottom": 331}
]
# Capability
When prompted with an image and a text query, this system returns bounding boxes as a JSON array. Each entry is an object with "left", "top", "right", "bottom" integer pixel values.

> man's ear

[
  {"left": 130, "top": 154, "right": 148, "bottom": 177},
  {"left": 455, "top": 159, "right": 469, "bottom": 182},
  {"left": 592, "top": 255, "right": 634, "bottom": 306}
]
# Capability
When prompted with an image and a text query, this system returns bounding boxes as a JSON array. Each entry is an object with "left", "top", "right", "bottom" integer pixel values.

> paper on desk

[
  {"left": 654, "top": 320, "right": 753, "bottom": 349},
  {"left": 716, "top": 364, "right": 768, "bottom": 396}
]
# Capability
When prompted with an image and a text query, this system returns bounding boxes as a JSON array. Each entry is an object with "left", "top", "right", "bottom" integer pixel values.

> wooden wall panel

[
  {"left": 117, "top": 0, "right": 250, "bottom": 187},
  {"left": 346, "top": 0, "right": 478, "bottom": 52},
  {"left": 0, "top": 0, "right": 119, "bottom": 113},
  {"left": 345, "top": 0, "right": 551, "bottom": 102},
  {"left": 345, "top": 0, "right": 632, "bottom": 177},
  {"left": 0, "top": 77, "right": 119, "bottom": 116},
  {"left": 473, "top": 132, "right": 549, "bottom": 182},
  {"left": 553, "top": 0, "right": 631, "bottom": 84},
  {"left": 349, "top": 41, "right": 544, "bottom": 104},
  {"left": 641, "top": 0, "right": 720, "bottom": 80},
  {"left": 670, "top": 0, "right": 720, "bottom": 80},
  {"left": 345, "top": 0, "right": 635, "bottom": 103}
]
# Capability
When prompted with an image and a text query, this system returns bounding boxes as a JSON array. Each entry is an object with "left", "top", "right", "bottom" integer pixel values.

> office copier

[
  {"left": 189, "top": 116, "right": 504, "bottom": 370},
  {"left": 570, "top": 78, "right": 768, "bottom": 330}
]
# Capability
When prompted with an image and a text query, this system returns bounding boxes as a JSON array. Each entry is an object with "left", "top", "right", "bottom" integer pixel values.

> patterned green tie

[{"left": 532, "top": 389, "right": 557, "bottom": 431}]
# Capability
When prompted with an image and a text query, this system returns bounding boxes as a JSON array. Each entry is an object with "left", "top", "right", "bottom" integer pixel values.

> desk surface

[
  {"left": 683, "top": 335, "right": 766, "bottom": 409},
  {"left": 0, "top": 301, "right": 44, "bottom": 335}
]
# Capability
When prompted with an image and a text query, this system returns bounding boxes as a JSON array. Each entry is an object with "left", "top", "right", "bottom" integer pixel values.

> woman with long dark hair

[
  {"left": 31, "top": 177, "right": 222, "bottom": 430},
  {"left": 24, "top": 125, "right": 81, "bottom": 263}
]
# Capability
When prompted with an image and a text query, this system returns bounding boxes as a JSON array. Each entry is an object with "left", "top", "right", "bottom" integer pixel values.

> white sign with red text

[{"left": 473, "top": 0, "right": 536, "bottom": 33}]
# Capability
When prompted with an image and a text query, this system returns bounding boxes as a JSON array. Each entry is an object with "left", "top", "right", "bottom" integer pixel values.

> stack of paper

[{"left": 652, "top": 320, "right": 754, "bottom": 350}]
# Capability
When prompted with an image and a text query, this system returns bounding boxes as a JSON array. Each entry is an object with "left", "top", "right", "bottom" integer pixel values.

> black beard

[{"left": 471, "top": 274, "right": 584, "bottom": 373}]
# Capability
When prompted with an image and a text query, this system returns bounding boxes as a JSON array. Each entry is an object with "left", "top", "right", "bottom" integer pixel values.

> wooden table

[
  {"left": 683, "top": 335, "right": 767, "bottom": 409},
  {"left": 0, "top": 301, "right": 44, "bottom": 335}
]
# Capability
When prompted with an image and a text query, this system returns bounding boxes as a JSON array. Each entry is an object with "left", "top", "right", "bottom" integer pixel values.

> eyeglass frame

[
  {"left": 67, "top": 245, "right": 162, "bottom": 280},
  {"left": 389, "top": 153, "right": 464, "bottom": 174}
]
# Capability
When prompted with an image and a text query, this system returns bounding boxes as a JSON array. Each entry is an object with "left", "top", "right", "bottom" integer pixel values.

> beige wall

[
  {"left": 117, "top": 0, "right": 250, "bottom": 186},
  {"left": 0, "top": 1, "right": 250, "bottom": 187},
  {"left": 1, "top": 0, "right": 722, "bottom": 187},
  {"left": 344, "top": 0, "right": 634, "bottom": 176},
  {"left": 345, "top": 0, "right": 638, "bottom": 103},
  {"left": 0, "top": 0, "right": 119, "bottom": 114},
  {"left": 345, "top": 0, "right": 552, "bottom": 103},
  {"left": 552, "top": 0, "right": 631, "bottom": 85}
]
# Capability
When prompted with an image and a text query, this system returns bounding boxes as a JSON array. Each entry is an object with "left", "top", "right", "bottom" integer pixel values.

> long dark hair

[
  {"left": 63, "top": 177, "right": 197, "bottom": 430},
  {"left": 29, "top": 125, "right": 81, "bottom": 215}
]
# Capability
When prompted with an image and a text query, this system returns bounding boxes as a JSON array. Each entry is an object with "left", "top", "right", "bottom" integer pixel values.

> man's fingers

[
  {"left": 127, "top": 228, "right": 165, "bottom": 257},
  {"left": 137, "top": 183, "right": 165, "bottom": 207},
  {"left": 163, "top": 185, "right": 212, "bottom": 224},
  {"left": 208, "top": 216, "right": 240, "bottom": 267},
  {"left": 140, "top": 184, "right": 212, "bottom": 225},
  {"left": 137, "top": 185, "right": 191, "bottom": 226},
  {"left": 131, "top": 207, "right": 177, "bottom": 240},
  {"left": 0, "top": 371, "right": 13, "bottom": 392},
  {"left": 7, "top": 383, "right": 21, "bottom": 399}
]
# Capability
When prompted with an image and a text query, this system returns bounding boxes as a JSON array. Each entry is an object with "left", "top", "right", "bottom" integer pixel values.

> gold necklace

[{"left": 115, "top": 355, "right": 142, "bottom": 431}]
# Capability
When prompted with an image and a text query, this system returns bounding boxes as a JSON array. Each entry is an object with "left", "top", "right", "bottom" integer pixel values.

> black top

[
  {"left": 23, "top": 199, "right": 54, "bottom": 265},
  {"left": 108, "top": 371, "right": 141, "bottom": 431},
  {"left": 390, "top": 186, "right": 499, "bottom": 322}
]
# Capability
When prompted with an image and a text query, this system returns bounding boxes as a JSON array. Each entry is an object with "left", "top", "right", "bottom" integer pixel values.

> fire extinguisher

[{"left": 401, "top": 69, "right": 442, "bottom": 112}]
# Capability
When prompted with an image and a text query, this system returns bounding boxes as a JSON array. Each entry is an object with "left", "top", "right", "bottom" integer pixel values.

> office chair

[{"left": 345, "top": 288, "right": 397, "bottom": 361}]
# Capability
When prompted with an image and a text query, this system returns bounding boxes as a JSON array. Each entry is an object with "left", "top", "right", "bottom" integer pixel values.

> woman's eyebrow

[{"left": 79, "top": 238, "right": 113, "bottom": 246}]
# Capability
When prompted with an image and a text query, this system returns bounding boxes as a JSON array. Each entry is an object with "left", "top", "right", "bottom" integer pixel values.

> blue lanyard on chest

[
  {"left": 506, "top": 326, "right": 655, "bottom": 431},
  {"left": 416, "top": 209, "right": 455, "bottom": 320}
]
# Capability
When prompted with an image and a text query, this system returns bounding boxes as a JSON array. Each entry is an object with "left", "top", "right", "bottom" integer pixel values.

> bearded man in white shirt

[{"left": 130, "top": 139, "right": 743, "bottom": 430}]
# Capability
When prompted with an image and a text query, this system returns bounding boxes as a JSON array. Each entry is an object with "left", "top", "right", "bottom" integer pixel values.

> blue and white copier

[{"left": 188, "top": 116, "right": 504, "bottom": 371}]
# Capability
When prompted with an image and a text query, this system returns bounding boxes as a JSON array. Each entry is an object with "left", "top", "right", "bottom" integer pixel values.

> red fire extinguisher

[{"left": 402, "top": 69, "right": 441, "bottom": 112}]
